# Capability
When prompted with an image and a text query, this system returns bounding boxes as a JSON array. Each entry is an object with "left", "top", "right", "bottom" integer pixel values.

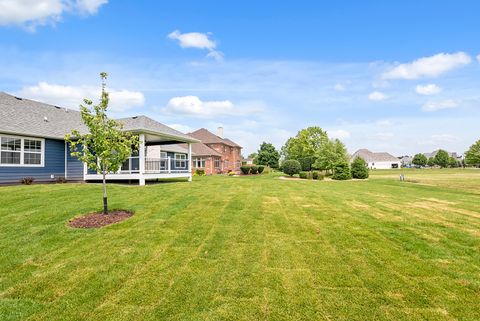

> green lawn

[{"left": 1, "top": 169, "right": 480, "bottom": 320}]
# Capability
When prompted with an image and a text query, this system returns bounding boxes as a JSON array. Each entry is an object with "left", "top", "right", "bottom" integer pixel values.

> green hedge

[{"left": 240, "top": 166, "right": 251, "bottom": 175}]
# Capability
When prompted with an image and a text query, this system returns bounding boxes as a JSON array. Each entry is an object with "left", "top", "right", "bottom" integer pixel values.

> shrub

[
  {"left": 262, "top": 166, "right": 271, "bottom": 174},
  {"left": 228, "top": 171, "right": 236, "bottom": 176},
  {"left": 21, "top": 177, "right": 35, "bottom": 185},
  {"left": 240, "top": 166, "right": 251, "bottom": 175},
  {"left": 332, "top": 162, "right": 352, "bottom": 180},
  {"left": 257, "top": 165, "right": 265, "bottom": 174},
  {"left": 195, "top": 169, "right": 206, "bottom": 176},
  {"left": 351, "top": 157, "right": 369, "bottom": 179},
  {"left": 250, "top": 165, "right": 259, "bottom": 174},
  {"left": 299, "top": 171, "right": 308, "bottom": 179},
  {"left": 282, "top": 160, "right": 302, "bottom": 176},
  {"left": 298, "top": 156, "right": 317, "bottom": 171},
  {"left": 312, "top": 171, "right": 324, "bottom": 180}
]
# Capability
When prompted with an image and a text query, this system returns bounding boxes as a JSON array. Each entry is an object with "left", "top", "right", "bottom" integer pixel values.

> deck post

[
  {"left": 139, "top": 133, "right": 145, "bottom": 186},
  {"left": 188, "top": 142, "right": 192, "bottom": 182}
]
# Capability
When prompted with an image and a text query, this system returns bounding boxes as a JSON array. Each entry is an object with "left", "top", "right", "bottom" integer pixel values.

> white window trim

[
  {"left": 194, "top": 157, "right": 206, "bottom": 168},
  {"left": 0, "top": 134, "right": 45, "bottom": 167},
  {"left": 174, "top": 153, "right": 187, "bottom": 169}
]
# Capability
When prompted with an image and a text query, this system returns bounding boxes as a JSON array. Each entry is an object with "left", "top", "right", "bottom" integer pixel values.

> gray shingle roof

[
  {"left": 0, "top": 92, "right": 197, "bottom": 143},
  {"left": 352, "top": 149, "right": 399, "bottom": 162}
]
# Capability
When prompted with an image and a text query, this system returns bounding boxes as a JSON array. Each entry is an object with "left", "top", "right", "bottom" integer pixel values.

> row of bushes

[
  {"left": 282, "top": 157, "right": 369, "bottom": 180},
  {"left": 298, "top": 171, "right": 324, "bottom": 180},
  {"left": 240, "top": 165, "right": 265, "bottom": 175}
]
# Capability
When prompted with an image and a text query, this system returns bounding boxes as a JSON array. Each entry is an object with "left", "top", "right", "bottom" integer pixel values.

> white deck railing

[{"left": 118, "top": 157, "right": 190, "bottom": 174}]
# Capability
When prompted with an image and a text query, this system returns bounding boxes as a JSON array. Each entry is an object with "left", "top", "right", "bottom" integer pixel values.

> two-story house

[{"left": 188, "top": 127, "right": 242, "bottom": 174}]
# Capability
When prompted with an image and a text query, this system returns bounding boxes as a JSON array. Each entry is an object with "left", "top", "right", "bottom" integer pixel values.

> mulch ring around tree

[{"left": 68, "top": 210, "right": 134, "bottom": 228}]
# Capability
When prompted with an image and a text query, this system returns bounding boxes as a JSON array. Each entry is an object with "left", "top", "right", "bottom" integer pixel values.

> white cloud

[
  {"left": 164, "top": 95, "right": 235, "bottom": 118},
  {"left": 415, "top": 84, "right": 442, "bottom": 95},
  {"left": 166, "top": 123, "right": 195, "bottom": 134},
  {"left": 334, "top": 83, "right": 345, "bottom": 91},
  {"left": 477, "top": 54, "right": 480, "bottom": 63},
  {"left": 18, "top": 81, "right": 144, "bottom": 112},
  {"left": 0, "top": 0, "right": 107, "bottom": 30},
  {"left": 368, "top": 91, "right": 388, "bottom": 101},
  {"left": 422, "top": 99, "right": 459, "bottom": 112},
  {"left": 430, "top": 134, "right": 459, "bottom": 143},
  {"left": 328, "top": 129, "right": 350, "bottom": 140},
  {"left": 382, "top": 52, "right": 472, "bottom": 80},
  {"left": 168, "top": 30, "right": 224, "bottom": 62},
  {"left": 371, "top": 132, "right": 394, "bottom": 140}
]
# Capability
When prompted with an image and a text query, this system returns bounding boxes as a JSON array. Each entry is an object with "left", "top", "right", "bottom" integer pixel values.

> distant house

[
  {"left": 423, "top": 150, "right": 463, "bottom": 161},
  {"left": 188, "top": 127, "right": 242, "bottom": 174},
  {"left": 0, "top": 92, "right": 199, "bottom": 185},
  {"left": 351, "top": 149, "right": 401, "bottom": 169},
  {"left": 399, "top": 155, "right": 413, "bottom": 167}
]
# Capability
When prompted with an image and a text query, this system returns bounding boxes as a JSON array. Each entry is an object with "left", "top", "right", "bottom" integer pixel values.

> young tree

[
  {"left": 314, "top": 139, "right": 349, "bottom": 173},
  {"left": 351, "top": 157, "right": 369, "bottom": 179},
  {"left": 434, "top": 149, "right": 450, "bottom": 168},
  {"left": 427, "top": 157, "right": 435, "bottom": 167},
  {"left": 465, "top": 139, "right": 480, "bottom": 167},
  {"left": 412, "top": 153, "right": 427, "bottom": 167},
  {"left": 65, "top": 72, "right": 139, "bottom": 214},
  {"left": 256, "top": 142, "right": 280, "bottom": 168}
]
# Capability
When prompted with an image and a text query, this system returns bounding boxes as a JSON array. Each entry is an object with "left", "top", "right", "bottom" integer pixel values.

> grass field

[{"left": 1, "top": 169, "right": 479, "bottom": 320}]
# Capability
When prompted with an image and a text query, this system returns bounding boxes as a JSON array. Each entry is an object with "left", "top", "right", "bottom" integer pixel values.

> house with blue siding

[{"left": 0, "top": 92, "right": 199, "bottom": 185}]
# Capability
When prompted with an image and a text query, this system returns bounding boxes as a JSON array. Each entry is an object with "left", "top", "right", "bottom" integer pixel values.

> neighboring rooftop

[
  {"left": 188, "top": 128, "right": 242, "bottom": 148},
  {"left": 352, "top": 149, "right": 400, "bottom": 162},
  {"left": 0, "top": 92, "right": 197, "bottom": 143}
]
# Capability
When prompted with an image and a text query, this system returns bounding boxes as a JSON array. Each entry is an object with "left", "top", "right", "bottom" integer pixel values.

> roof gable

[{"left": 188, "top": 128, "right": 242, "bottom": 148}]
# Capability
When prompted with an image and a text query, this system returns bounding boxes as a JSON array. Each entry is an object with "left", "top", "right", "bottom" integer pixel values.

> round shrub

[
  {"left": 299, "top": 171, "right": 308, "bottom": 179},
  {"left": 332, "top": 162, "right": 352, "bottom": 180},
  {"left": 257, "top": 165, "right": 265, "bottom": 174},
  {"left": 312, "top": 171, "right": 323, "bottom": 180},
  {"left": 282, "top": 160, "right": 301, "bottom": 177},
  {"left": 250, "top": 165, "right": 259, "bottom": 174},
  {"left": 240, "top": 166, "right": 251, "bottom": 175},
  {"left": 195, "top": 169, "right": 206, "bottom": 176},
  {"left": 351, "top": 157, "right": 369, "bottom": 179}
]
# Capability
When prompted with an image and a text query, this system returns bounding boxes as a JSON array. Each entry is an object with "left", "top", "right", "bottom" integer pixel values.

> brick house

[{"left": 188, "top": 127, "right": 242, "bottom": 174}]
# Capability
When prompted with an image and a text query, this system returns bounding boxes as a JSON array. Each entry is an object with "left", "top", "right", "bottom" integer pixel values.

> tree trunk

[{"left": 102, "top": 170, "right": 108, "bottom": 214}]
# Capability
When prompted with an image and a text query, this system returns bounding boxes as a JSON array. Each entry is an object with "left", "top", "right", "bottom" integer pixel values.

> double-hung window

[
  {"left": 160, "top": 152, "right": 167, "bottom": 170},
  {"left": 0, "top": 135, "right": 44, "bottom": 166},
  {"left": 214, "top": 158, "right": 220, "bottom": 169},
  {"left": 175, "top": 153, "right": 186, "bottom": 168},
  {"left": 194, "top": 158, "right": 205, "bottom": 168}
]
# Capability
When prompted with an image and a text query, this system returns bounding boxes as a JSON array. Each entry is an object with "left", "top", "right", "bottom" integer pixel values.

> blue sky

[{"left": 1, "top": 1, "right": 479, "bottom": 156}]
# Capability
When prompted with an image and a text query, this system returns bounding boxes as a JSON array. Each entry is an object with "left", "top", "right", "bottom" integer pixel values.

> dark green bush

[
  {"left": 312, "top": 171, "right": 324, "bottom": 180},
  {"left": 21, "top": 177, "right": 35, "bottom": 185},
  {"left": 195, "top": 169, "right": 206, "bottom": 176},
  {"left": 240, "top": 166, "right": 251, "bottom": 175},
  {"left": 351, "top": 157, "right": 369, "bottom": 179},
  {"left": 250, "top": 165, "right": 259, "bottom": 174},
  {"left": 257, "top": 165, "right": 265, "bottom": 174},
  {"left": 282, "top": 160, "right": 301, "bottom": 176},
  {"left": 332, "top": 162, "right": 352, "bottom": 180},
  {"left": 298, "top": 156, "right": 317, "bottom": 171},
  {"left": 299, "top": 171, "right": 308, "bottom": 179}
]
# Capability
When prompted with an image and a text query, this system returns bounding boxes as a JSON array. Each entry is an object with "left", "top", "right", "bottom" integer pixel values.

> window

[
  {"left": 235, "top": 160, "right": 241, "bottom": 169},
  {"left": 194, "top": 158, "right": 205, "bottom": 168},
  {"left": 175, "top": 153, "right": 186, "bottom": 168},
  {"left": 214, "top": 158, "right": 220, "bottom": 169},
  {"left": 160, "top": 152, "right": 167, "bottom": 170},
  {"left": 0, "top": 135, "right": 43, "bottom": 166}
]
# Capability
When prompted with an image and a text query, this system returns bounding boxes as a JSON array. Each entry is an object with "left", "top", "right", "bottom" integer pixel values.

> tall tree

[
  {"left": 412, "top": 153, "right": 427, "bottom": 167},
  {"left": 465, "top": 139, "right": 480, "bottom": 167},
  {"left": 256, "top": 142, "right": 280, "bottom": 168},
  {"left": 65, "top": 72, "right": 139, "bottom": 214},
  {"left": 281, "top": 127, "right": 328, "bottom": 161},
  {"left": 434, "top": 149, "right": 450, "bottom": 168}
]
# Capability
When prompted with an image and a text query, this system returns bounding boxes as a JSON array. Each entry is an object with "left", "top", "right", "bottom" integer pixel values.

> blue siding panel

[
  {"left": 66, "top": 143, "right": 84, "bottom": 181},
  {"left": 0, "top": 138, "right": 66, "bottom": 184}
]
